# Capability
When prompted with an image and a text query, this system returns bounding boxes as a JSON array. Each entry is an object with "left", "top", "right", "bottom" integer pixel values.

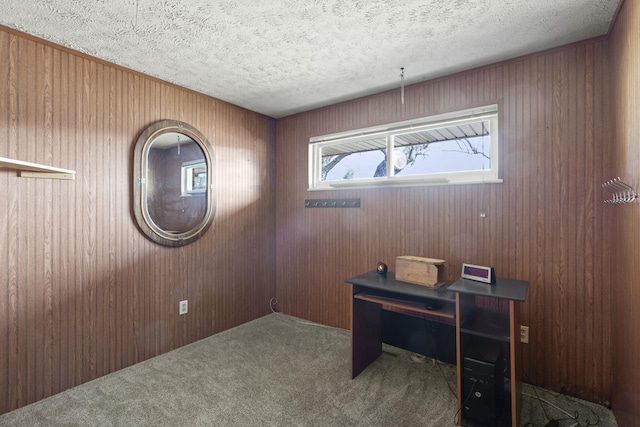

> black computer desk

[
  {"left": 345, "top": 270, "right": 529, "bottom": 426},
  {"left": 345, "top": 270, "right": 457, "bottom": 378}
]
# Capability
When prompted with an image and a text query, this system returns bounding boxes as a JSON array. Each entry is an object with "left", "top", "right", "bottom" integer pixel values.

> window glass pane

[
  {"left": 321, "top": 137, "right": 386, "bottom": 181},
  {"left": 393, "top": 120, "right": 491, "bottom": 176}
]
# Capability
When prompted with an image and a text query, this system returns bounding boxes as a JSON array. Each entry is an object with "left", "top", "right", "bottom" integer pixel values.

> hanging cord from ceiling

[
  {"left": 400, "top": 67, "right": 405, "bottom": 105},
  {"left": 131, "top": 0, "right": 140, "bottom": 29}
]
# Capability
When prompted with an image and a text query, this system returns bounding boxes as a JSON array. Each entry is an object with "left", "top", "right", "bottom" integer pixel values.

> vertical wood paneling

[
  {"left": 0, "top": 27, "right": 276, "bottom": 415},
  {"left": 276, "top": 39, "right": 612, "bottom": 405},
  {"left": 609, "top": 0, "right": 640, "bottom": 425},
  {"left": 0, "top": 31, "right": 8, "bottom": 412}
]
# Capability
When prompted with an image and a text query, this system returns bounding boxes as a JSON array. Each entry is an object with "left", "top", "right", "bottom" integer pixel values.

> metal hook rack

[{"left": 602, "top": 177, "right": 637, "bottom": 204}]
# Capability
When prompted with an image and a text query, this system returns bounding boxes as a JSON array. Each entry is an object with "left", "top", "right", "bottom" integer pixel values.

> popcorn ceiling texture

[{"left": 1, "top": 0, "right": 618, "bottom": 118}]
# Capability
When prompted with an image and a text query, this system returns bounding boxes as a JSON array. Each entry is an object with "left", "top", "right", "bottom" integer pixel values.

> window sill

[{"left": 307, "top": 177, "right": 503, "bottom": 191}]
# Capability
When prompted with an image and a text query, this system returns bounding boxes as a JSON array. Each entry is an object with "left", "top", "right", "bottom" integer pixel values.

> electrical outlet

[
  {"left": 179, "top": 300, "right": 188, "bottom": 315},
  {"left": 520, "top": 325, "right": 529, "bottom": 344}
]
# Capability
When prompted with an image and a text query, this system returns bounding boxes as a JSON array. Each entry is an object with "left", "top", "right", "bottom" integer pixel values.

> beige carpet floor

[{"left": 0, "top": 313, "right": 618, "bottom": 426}]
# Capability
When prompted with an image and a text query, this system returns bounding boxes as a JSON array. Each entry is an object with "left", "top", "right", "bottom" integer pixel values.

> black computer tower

[{"left": 462, "top": 339, "right": 505, "bottom": 426}]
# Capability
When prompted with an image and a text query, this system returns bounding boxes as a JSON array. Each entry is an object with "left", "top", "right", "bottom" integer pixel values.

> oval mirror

[{"left": 133, "top": 120, "right": 216, "bottom": 246}]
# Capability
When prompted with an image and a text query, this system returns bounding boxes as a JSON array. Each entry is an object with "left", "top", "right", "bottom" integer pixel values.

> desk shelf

[
  {"left": 354, "top": 293, "right": 455, "bottom": 319},
  {"left": 460, "top": 308, "right": 511, "bottom": 342}
]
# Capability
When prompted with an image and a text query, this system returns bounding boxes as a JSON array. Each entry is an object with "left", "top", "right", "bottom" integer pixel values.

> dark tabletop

[{"left": 448, "top": 277, "right": 529, "bottom": 302}]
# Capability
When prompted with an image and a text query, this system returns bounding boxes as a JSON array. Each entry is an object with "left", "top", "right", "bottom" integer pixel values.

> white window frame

[
  {"left": 181, "top": 159, "right": 207, "bottom": 196},
  {"left": 308, "top": 104, "right": 501, "bottom": 191}
]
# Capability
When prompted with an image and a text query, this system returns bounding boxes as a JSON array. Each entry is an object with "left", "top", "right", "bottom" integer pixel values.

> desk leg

[{"left": 352, "top": 297, "right": 382, "bottom": 379}]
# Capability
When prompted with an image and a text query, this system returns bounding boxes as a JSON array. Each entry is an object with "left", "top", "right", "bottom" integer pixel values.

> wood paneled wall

[
  {"left": 0, "top": 27, "right": 276, "bottom": 415},
  {"left": 609, "top": 0, "right": 640, "bottom": 424},
  {"left": 276, "top": 39, "right": 612, "bottom": 405}
]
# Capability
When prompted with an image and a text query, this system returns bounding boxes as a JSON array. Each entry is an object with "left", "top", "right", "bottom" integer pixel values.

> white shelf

[{"left": 0, "top": 156, "right": 75, "bottom": 180}]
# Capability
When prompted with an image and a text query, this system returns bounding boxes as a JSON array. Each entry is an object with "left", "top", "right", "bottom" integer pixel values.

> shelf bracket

[
  {"left": 0, "top": 156, "right": 76, "bottom": 180},
  {"left": 20, "top": 171, "right": 75, "bottom": 180}
]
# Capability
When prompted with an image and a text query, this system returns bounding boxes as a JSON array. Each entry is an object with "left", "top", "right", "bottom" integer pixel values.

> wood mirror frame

[{"left": 133, "top": 120, "right": 216, "bottom": 247}]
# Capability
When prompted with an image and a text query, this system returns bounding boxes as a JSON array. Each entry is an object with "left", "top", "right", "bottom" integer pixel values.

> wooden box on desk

[{"left": 396, "top": 256, "right": 445, "bottom": 287}]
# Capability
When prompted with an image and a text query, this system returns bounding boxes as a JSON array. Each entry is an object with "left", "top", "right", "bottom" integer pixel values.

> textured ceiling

[{"left": 1, "top": 0, "right": 619, "bottom": 118}]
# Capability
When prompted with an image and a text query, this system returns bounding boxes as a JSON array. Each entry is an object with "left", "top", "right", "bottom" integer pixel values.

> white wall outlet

[
  {"left": 520, "top": 325, "right": 529, "bottom": 344},
  {"left": 179, "top": 300, "right": 188, "bottom": 315}
]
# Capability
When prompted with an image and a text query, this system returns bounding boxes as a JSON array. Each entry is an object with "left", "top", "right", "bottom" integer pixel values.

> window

[
  {"left": 308, "top": 104, "right": 501, "bottom": 190},
  {"left": 181, "top": 159, "right": 207, "bottom": 196}
]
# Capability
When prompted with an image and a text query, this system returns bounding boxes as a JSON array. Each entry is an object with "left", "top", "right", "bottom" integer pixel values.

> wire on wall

[{"left": 269, "top": 298, "right": 348, "bottom": 331}]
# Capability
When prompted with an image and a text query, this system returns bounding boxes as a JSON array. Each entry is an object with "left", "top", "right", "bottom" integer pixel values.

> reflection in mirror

[
  {"left": 146, "top": 133, "right": 206, "bottom": 233},
  {"left": 133, "top": 120, "right": 216, "bottom": 246}
]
